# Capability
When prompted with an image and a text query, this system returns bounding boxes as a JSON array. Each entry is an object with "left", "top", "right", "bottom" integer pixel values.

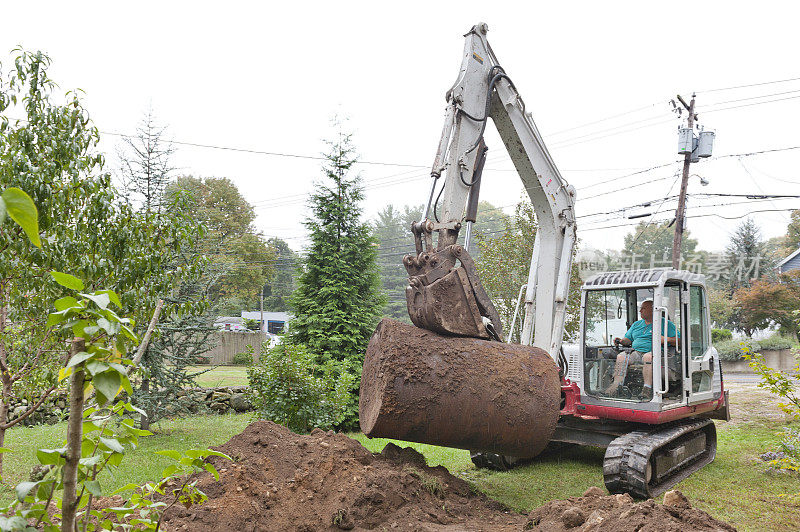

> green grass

[
  {"left": 189, "top": 365, "right": 248, "bottom": 387},
  {"left": 0, "top": 413, "right": 251, "bottom": 504}
]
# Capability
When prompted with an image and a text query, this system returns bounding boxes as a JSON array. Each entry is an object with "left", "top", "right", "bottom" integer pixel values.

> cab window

[{"left": 689, "top": 285, "right": 709, "bottom": 358}]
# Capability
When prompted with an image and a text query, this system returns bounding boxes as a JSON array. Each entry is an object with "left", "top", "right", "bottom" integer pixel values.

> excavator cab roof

[{"left": 582, "top": 268, "right": 707, "bottom": 290}]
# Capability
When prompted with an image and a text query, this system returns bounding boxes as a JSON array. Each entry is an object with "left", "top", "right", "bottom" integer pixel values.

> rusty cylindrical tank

[{"left": 359, "top": 318, "right": 560, "bottom": 458}]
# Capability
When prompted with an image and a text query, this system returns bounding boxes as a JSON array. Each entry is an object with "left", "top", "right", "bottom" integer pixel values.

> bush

[
  {"left": 232, "top": 350, "right": 253, "bottom": 365},
  {"left": 247, "top": 342, "right": 355, "bottom": 433},
  {"left": 715, "top": 339, "right": 760, "bottom": 361},
  {"left": 712, "top": 328, "right": 733, "bottom": 342},
  {"left": 757, "top": 334, "right": 794, "bottom": 351}
]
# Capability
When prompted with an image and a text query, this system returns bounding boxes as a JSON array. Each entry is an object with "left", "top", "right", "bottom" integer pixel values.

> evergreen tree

[
  {"left": 289, "top": 128, "right": 385, "bottom": 368},
  {"left": 725, "top": 218, "right": 772, "bottom": 292},
  {"left": 787, "top": 210, "right": 800, "bottom": 250},
  {"left": 118, "top": 108, "right": 174, "bottom": 213},
  {"left": 117, "top": 111, "right": 213, "bottom": 429}
]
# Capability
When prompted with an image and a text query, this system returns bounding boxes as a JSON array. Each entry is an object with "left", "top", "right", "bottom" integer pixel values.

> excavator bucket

[
  {"left": 403, "top": 244, "right": 502, "bottom": 340},
  {"left": 359, "top": 319, "right": 560, "bottom": 458},
  {"left": 406, "top": 267, "right": 488, "bottom": 338}
]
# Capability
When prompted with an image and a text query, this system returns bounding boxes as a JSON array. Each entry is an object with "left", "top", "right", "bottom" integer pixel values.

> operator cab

[{"left": 571, "top": 269, "right": 722, "bottom": 411}]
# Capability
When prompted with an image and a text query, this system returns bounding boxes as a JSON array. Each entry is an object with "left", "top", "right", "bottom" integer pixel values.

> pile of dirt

[
  {"left": 159, "top": 421, "right": 736, "bottom": 531},
  {"left": 524, "top": 486, "right": 736, "bottom": 531},
  {"left": 160, "top": 420, "right": 526, "bottom": 531}
]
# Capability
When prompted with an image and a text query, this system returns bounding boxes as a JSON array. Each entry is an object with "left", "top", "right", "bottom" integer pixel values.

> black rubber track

[{"left": 603, "top": 418, "right": 717, "bottom": 499}]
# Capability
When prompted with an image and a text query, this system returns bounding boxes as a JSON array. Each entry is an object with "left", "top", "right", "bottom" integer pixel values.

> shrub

[
  {"left": 757, "top": 334, "right": 794, "bottom": 351},
  {"left": 715, "top": 339, "right": 760, "bottom": 361},
  {"left": 247, "top": 342, "right": 355, "bottom": 433},
  {"left": 232, "top": 350, "right": 253, "bottom": 365},
  {"left": 711, "top": 328, "right": 733, "bottom": 342}
]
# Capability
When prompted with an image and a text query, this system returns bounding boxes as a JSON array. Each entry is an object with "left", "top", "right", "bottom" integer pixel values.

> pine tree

[
  {"left": 289, "top": 128, "right": 385, "bottom": 367},
  {"left": 116, "top": 110, "right": 212, "bottom": 429},
  {"left": 118, "top": 108, "right": 174, "bottom": 213},
  {"left": 725, "top": 218, "right": 771, "bottom": 292}
]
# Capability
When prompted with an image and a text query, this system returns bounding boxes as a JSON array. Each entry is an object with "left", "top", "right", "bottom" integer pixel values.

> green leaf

[
  {"left": 2, "top": 187, "right": 41, "bottom": 247},
  {"left": 0, "top": 197, "right": 5, "bottom": 222},
  {"left": 111, "top": 483, "right": 140, "bottom": 496},
  {"left": 97, "top": 289, "right": 122, "bottom": 308},
  {"left": 66, "top": 351, "right": 94, "bottom": 368},
  {"left": 15, "top": 481, "right": 39, "bottom": 502},
  {"left": 93, "top": 370, "right": 121, "bottom": 403},
  {"left": 50, "top": 271, "right": 84, "bottom": 290},
  {"left": 85, "top": 360, "right": 108, "bottom": 376},
  {"left": 161, "top": 464, "right": 179, "bottom": 478},
  {"left": 84, "top": 479, "right": 102, "bottom": 496},
  {"left": 203, "top": 462, "right": 220, "bottom": 481},
  {"left": 155, "top": 450, "right": 181, "bottom": 461},
  {"left": 54, "top": 296, "right": 78, "bottom": 311},
  {"left": 46, "top": 312, "right": 67, "bottom": 329},
  {"left": 99, "top": 437, "right": 124, "bottom": 453},
  {"left": 0, "top": 447, "right": 12, "bottom": 453},
  {"left": 36, "top": 448, "right": 65, "bottom": 465},
  {"left": 80, "top": 455, "right": 104, "bottom": 467},
  {"left": 80, "top": 291, "right": 111, "bottom": 310}
]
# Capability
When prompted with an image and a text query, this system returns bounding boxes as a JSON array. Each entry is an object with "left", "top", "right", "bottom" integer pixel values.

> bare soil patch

[
  {"left": 525, "top": 486, "right": 736, "bottom": 531},
  {"left": 155, "top": 421, "right": 737, "bottom": 531},
  {"left": 161, "top": 421, "right": 526, "bottom": 531}
]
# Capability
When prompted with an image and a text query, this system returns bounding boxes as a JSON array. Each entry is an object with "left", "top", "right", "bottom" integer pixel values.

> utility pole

[{"left": 671, "top": 93, "right": 696, "bottom": 269}]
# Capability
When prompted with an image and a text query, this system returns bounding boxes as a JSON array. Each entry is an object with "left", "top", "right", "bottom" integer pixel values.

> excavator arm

[{"left": 406, "top": 22, "right": 577, "bottom": 361}]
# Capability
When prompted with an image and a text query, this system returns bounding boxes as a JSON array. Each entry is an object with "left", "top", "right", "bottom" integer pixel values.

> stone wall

[
  {"left": 721, "top": 348, "right": 796, "bottom": 373},
  {"left": 5, "top": 386, "right": 256, "bottom": 427}
]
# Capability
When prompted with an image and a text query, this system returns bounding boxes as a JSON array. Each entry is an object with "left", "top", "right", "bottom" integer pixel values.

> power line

[{"left": 697, "top": 76, "right": 800, "bottom": 94}]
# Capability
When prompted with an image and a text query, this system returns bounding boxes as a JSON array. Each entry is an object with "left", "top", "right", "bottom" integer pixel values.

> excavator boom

[
  {"left": 405, "top": 22, "right": 576, "bottom": 360},
  {"left": 361, "top": 22, "right": 574, "bottom": 456}
]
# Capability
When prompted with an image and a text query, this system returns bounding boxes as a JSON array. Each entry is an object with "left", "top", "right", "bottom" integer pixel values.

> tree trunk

[
  {"left": 0, "top": 376, "right": 11, "bottom": 479},
  {"left": 139, "top": 377, "right": 151, "bottom": 431},
  {"left": 61, "top": 338, "right": 86, "bottom": 532}
]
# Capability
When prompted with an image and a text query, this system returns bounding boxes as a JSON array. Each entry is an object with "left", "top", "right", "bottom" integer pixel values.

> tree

[
  {"left": 725, "top": 218, "right": 772, "bottom": 292},
  {"left": 622, "top": 221, "right": 699, "bottom": 267},
  {"left": 167, "top": 176, "right": 276, "bottom": 312},
  {"left": 117, "top": 107, "right": 174, "bottom": 213},
  {"left": 0, "top": 50, "right": 206, "bottom": 447},
  {"left": 734, "top": 271, "right": 800, "bottom": 341},
  {"left": 261, "top": 237, "right": 297, "bottom": 312},
  {"left": 289, "top": 126, "right": 384, "bottom": 425},
  {"left": 786, "top": 210, "right": 800, "bottom": 251},
  {"left": 116, "top": 111, "right": 217, "bottom": 430},
  {"left": 475, "top": 199, "right": 582, "bottom": 342},
  {"left": 372, "top": 204, "right": 420, "bottom": 322}
]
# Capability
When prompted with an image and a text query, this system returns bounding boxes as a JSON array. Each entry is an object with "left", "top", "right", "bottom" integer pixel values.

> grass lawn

[
  {"left": 0, "top": 413, "right": 252, "bottom": 504},
  {"left": 1, "top": 388, "right": 798, "bottom": 531},
  {"left": 189, "top": 365, "right": 248, "bottom": 387}
]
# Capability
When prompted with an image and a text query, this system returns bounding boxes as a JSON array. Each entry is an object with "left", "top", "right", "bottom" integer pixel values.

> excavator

[{"left": 359, "top": 22, "right": 730, "bottom": 499}]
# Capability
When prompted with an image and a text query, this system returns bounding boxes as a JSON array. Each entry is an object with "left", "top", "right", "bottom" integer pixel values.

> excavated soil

[
  {"left": 157, "top": 421, "right": 736, "bottom": 532},
  {"left": 160, "top": 420, "right": 526, "bottom": 531},
  {"left": 524, "top": 487, "right": 736, "bottom": 531}
]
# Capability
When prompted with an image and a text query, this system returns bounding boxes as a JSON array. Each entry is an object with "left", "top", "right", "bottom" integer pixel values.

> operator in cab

[{"left": 604, "top": 300, "right": 679, "bottom": 399}]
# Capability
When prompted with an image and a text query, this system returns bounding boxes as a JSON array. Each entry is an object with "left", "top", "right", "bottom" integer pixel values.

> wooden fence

[{"left": 205, "top": 331, "right": 267, "bottom": 365}]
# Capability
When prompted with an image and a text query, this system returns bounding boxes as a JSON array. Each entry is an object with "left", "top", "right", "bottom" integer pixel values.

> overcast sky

[{"left": 3, "top": 1, "right": 799, "bottom": 256}]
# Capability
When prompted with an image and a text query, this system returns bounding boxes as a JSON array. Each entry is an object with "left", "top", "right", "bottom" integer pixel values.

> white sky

[{"left": 3, "top": 1, "right": 799, "bottom": 255}]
